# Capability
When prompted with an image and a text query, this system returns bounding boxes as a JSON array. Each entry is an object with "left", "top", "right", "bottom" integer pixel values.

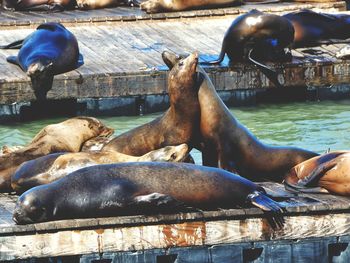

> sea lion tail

[
  {"left": 0, "top": 39, "right": 24, "bottom": 49},
  {"left": 247, "top": 191, "right": 285, "bottom": 229},
  {"left": 248, "top": 49, "right": 282, "bottom": 88},
  {"left": 201, "top": 45, "right": 226, "bottom": 65}
]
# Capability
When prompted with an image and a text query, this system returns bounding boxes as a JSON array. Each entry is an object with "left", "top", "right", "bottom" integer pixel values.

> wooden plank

[{"left": 1, "top": 213, "right": 350, "bottom": 261}]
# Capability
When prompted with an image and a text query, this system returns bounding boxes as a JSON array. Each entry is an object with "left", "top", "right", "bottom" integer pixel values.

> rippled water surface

[{"left": 1, "top": 100, "right": 349, "bottom": 163}]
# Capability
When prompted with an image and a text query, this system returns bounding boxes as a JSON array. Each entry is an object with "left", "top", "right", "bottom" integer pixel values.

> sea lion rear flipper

[
  {"left": 247, "top": 190, "right": 285, "bottom": 229},
  {"left": 6, "top": 56, "right": 19, "bottom": 66},
  {"left": 0, "top": 39, "right": 24, "bottom": 49},
  {"left": 248, "top": 49, "right": 282, "bottom": 88}
]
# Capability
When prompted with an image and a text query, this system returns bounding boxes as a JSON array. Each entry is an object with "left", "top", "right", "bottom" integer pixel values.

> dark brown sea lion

[
  {"left": 283, "top": 9, "right": 350, "bottom": 48},
  {"left": 140, "top": 0, "right": 242, "bottom": 13},
  {"left": 13, "top": 162, "right": 284, "bottom": 228},
  {"left": 0, "top": 117, "right": 113, "bottom": 192},
  {"left": 102, "top": 52, "right": 200, "bottom": 156},
  {"left": 162, "top": 51, "right": 318, "bottom": 182},
  {"left": 2, "top": 0, "right": 75, "bottom": 11},
  {"left": 0, "top": 23, "right": 83, "bottom": 100},
  {"left": 76, "top": 0, "right": 139, "bottom": 10},
  {"left": 203, "top": 9, "right": 295, "bottom": 88},
  {"left": 11, "top": 143, "right": 189, "bottom": 193},
  {"left": 284, "top": 151, "right": 350, "bottom": 196}
]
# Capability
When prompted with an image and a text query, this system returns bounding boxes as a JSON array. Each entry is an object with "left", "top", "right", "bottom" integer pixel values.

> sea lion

[
  {"left": 76, "top": 0, "right": 139, "bottom": 9},
  {"left": 0, "top": 117, "right": 113, "bottom": 192},
  {"left": 2, "top": 0, "right": 75, "bottom": 11},
  {"left": 102, "top": 52, "right": 200, "bottom": 156},
  {"left": 162, "top": 51, "right": 318, "bottom": 182},
  {"left": 283, "top": 9, "right": 350, "bottom": 48},
  {"left": 11, "top": 143, "right": 189, "bottom": 193},
  {"left": 203, "top": 9, "right": 294, "bottom": 88},
  {"left": 0, "top": 22, "right": 83, "bottom": 100},
  {"left": 140, "top": 0, "right": 243, "bottom": 13},
  {"left": 284, "top": 151, "right": 350, "bottom": 196},
  {"left": 13, "top": 162, "right": 284, "bottom": 228}
]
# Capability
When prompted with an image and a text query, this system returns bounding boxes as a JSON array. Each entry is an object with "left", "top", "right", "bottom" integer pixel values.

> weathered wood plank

[{"left": 1, "top": 213, "right": 350, "bottom": 261}]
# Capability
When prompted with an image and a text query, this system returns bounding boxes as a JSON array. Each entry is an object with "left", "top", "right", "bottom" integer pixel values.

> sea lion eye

[
  {"left": 178, "top": 61, "right": 184, "bottom": 67},
  {"left": 171, "top": 153, "right": 177, "bottom": 160}
]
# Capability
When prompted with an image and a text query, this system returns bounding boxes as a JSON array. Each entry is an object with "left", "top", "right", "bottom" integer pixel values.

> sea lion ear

[{"left": 162, "top": 51, "right": 181, "bottom": 69}]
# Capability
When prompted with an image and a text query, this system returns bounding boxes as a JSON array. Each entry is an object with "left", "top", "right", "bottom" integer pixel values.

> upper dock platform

[{"left": 0, "top": 1, "right": 348, "bottom": 110}]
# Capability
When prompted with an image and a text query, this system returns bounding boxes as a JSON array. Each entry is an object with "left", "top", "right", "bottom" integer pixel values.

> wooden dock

[
  {"left": 0, "top": 1, "right": 348, "bottom": 113},
  {"left": 1, "top": 182, "right": 350, "bottom": 262}
]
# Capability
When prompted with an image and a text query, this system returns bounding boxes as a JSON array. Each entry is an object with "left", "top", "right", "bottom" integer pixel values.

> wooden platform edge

[{"left": 1, "top": 212, "right": 350, "bottom": 261}]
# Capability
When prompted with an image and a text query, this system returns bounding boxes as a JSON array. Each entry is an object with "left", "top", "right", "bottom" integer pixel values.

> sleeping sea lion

[
  {"left": 0, "top": 22, "right": 83, "bottom": 100},
  {"left": 76, "top": 0, "right": 139, "bottom": 10},
  {"left": 283, "top": 9, "right": 350, "bottom": 48},
  {"left": 203, "top": 9, "right": 294, "bottom": 88},
  {"left": 13, "top": 162, "right": 285, "bottom": 229},
  {"left": 284, "top": 151, "right": 350, "bottom": 196},
  {"left": 2, "top": 0, "right": 75, "bottom": 11},
  {"left": 11, "top": 144, "right": 189, "bottom": 193},
  {"left": 102, "top": 52, "right": 200, "bottom": 156},
  {"left": 162, "top": 51, "right": 318, "bottom": 182},
  {"left": 140, "top": 0, "right": 242, "bottom": 13},
  {"left": 0, "top": 117, "right": 113, "bottom": 192}
]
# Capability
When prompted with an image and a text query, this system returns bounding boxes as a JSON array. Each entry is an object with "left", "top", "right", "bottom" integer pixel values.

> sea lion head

[
  {"left": 143, "top": 143, "right": 190, "bottom": 162},
  {"left": 75, "top": 117, "right": 115, "bottom": 138},
  {"left": 13, "top": 187, "right": 52, "bottom": 224},
  {"left": 167, "top": 52, "right": 199, "bottom": 105},
  {"left": 27, "top": 60, "right": 54, "bottom": 101}
]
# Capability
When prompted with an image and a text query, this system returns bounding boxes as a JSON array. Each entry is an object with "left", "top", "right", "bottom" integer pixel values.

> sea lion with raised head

[
  {"left": 162, "top": 51, "right": 318, "bottom": 182},
  {"left": 13, "top": 162, "right": 284, "bottom": 229},
  {"left": 11, "top": 144, "right": 189, "bottom": 193},
  {"left": 0, "top": 117, "right": 113, "bottom": 192},
  {"left": 203, "top": 9, "right": 295, "bottom": 88},
  {"left": 0, "top": 22, "right": 83, "bottom": 100},
  {"left": 284, "top": 151, "right": 350, "bottom": 196},
  {"left": 102, "top": 52, "right": 200, "bottom": 156},
  {"left": 283, "top": 9, "right": 350, "bottom": 48}
]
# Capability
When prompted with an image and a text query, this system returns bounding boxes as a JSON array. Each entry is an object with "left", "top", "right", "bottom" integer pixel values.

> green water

[{"left": 1, "top": 100, "right": 349, "bottom": 163}]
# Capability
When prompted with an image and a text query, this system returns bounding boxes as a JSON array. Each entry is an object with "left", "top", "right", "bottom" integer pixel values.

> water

[{"left": 1, "top": 100, "right": 349, "bottom": 163}]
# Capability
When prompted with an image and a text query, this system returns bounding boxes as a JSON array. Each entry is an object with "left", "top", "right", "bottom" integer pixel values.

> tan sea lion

[
  {"left": 102, "top": 52, "right": 200, "bottom": 156},
  {"left": 11, "top": 143, "right": 189, "bottom": 193},
  {"left": 162, "top": 51, "right": 318, "bottom": 182},
  {"left": 284, "top": 151, "right": 350, "bottom": 196},
  {"left": 0, "top": 117, "right": 113, "bottom": 192},
  {"left": 140, "top": 0, "right": 242, "bottom": 13},
  {"left": 13, "top": 162, "right": 285, "bottom": 229}
]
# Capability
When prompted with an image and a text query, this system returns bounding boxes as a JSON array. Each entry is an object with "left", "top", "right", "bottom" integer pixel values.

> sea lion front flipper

[
  {"left": 0, "top": 39, "right": 24, "bottom": 49},
  {"left": 248, "top": 49, "right": 282, "bottom": 88},
  {"left": 76, "top": 54, "right": 84, "bottom": 68},
  {"left": 247, "top": 190, "right": 285, "bottom": 229},
  {"left": 296, "top": 160, "right": 337, "bottom": 188},
  {"left": 6, "top": 56, "right": 19, "bottom": 66},
  {"left": 125, "top": 0, "right": 140, "bottom": 7},
  {"left": 21, "top": 4, "right": 65, "bottom": 12}
]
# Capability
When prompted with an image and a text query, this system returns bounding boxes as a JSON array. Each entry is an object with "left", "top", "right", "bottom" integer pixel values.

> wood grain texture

[
  {"left": 1, "top": 213, "right": 350, "bottom": 260},
  {"left": 0, "top": 5, "right": 348, "bottom": 104}
]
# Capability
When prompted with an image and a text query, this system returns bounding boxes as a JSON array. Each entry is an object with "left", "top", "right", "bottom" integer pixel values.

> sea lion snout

[{"left": 27, "top": 61, "right": 53, "bottom": 77}]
